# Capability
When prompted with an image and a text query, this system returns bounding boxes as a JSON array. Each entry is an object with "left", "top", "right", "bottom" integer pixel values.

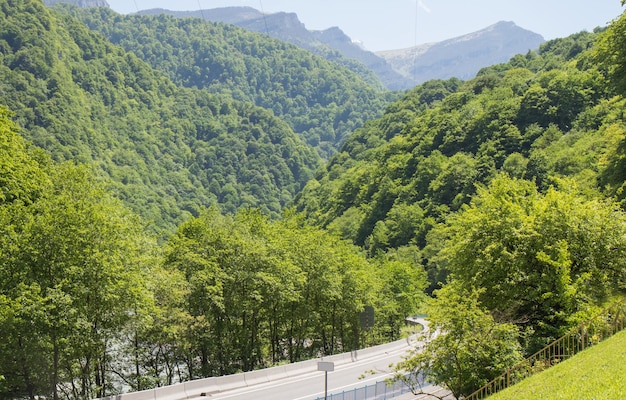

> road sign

[
  {"left": 317, "top": 361, "right": 335, "bottom": 372},
  {"left": 318, "top": 361, "right": 334, "bottom": 400}
]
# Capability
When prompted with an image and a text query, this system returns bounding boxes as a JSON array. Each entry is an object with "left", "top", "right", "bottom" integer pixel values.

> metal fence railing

[
  {"left": 465, "top": 297, "right": 626, "bottom": 400},
  {"left": 314, "top": 376, "right": 413, "bottom": 400}
]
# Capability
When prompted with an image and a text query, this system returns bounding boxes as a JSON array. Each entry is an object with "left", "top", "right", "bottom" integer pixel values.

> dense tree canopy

[
  {"left": 161, "top": 207, "right": 426, "bottom": 377},
  {"left": 2, "top": 1, "right": 626, "bottom": 399},
  {"left": 0, "top": 104, "right": 426, "bottom": 397},
  {"left": 0, "top": 0, "right": 321, "bottom": 235},
  {"left": 58, "top": 5, "right": 397, "bottom": 158},
  {"left": 432, "top": 175, "right": 626, "bottom": 348},
  {"left": 0, "top": 106, "right": 157, "bottom": 399},
  {"left": 295, "top": 27, "right": 621, "bottom": 267}
]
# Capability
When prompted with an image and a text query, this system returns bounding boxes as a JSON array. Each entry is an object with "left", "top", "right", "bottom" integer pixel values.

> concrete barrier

[
  {"left": 243, "top": 368, "right": 271, "bottom": 386},
  {"left": 215, "top": 372, "right": 247, "bottom": 392},
  {"left": 284, "top": 359, "right": 317, "bottom": 377},
  {"left": 153, "top": 383, "right": 186, "bottom": 400},
  {"left": 183, "top": 377, "right": 219, "bottom": 398},
  {"left": 103, "top": 388, "right": 155, "bottom": 400},
  {"left": 264, "top": 364, "right": 289, "bottom": 381},
  {"left": 321, "top": 351, "right": 352, "bottom": 366}
]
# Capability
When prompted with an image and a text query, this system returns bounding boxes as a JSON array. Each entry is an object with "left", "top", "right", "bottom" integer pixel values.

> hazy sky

[{"left": 106, "top": 0, "right": 625, "bottom": 51}]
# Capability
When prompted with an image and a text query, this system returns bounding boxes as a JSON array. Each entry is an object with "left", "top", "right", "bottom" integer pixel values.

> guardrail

[
  {"left": 314, "top": 374, "right": 414, "bottom": 400},
  {"left": 465, "top": 297, "right": 626, "bottom": 400},
  {"left": 98, "top": 336, "right": 417, "bottom": 400}
]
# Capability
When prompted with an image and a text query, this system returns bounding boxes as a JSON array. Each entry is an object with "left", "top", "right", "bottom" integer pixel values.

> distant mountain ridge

[
  {"left": 138, "top": 7, "right": 407, "bottom": 90},
  {"left": 377, "top": 21, "right": 545, "bottom": 83},
  {"left": 139, "top": 8, "right": 544, "bottom": 89},
  {"left": 48, "top": 4, "right": 545, "bottom": 89}
]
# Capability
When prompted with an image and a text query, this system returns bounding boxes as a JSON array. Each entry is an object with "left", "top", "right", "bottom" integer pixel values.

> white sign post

[{"left": 317, "top": 361, "right": 335, "bottom": 400}]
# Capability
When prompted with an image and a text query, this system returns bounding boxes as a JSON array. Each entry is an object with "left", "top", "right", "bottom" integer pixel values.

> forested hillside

[
  {"left": 0, "top": 0, "right": 321, "bottom": 234},
  {"left": 136, "top": 7, "right": 409, "bottom": 90},
  {"left": 57, "top": 5, "right": 396, "bottom": 157},
  {"left": 297, "top": 17, "right": 626, "bottom": 397},
  {"left": 0, "top": 106, "right": 424, "bottom": 398},
  {"left": 0, "top": 1, "right": 419, "bottom": 398},
  {"left": 296, "top": 29, "right": 614, "bottom": 271},
  {"left": 2, "top": 0, "right": 626, "bottom": 399}
]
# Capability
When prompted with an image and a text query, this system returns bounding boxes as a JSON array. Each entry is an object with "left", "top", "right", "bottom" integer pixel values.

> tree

[
  {"left": 373, "top": 251, "right": 427, "bottom": 340},
  {"left": 430, "top": 174, "right": 626, "bottom": 351},
  {"left": 595, "top": 6, "right": 626, "bottom": 96},
  {"left": 0, "top": 131, "right": 155, "bottom": 400},
  {"left": 162, "top": 207, "right": 408, "bottom": 377},
  {"left": 393, "top": 282, "right": 521, "bottom": 399},
  {"left": 18, "top": 164, "right": 155, "bottom": 399}
]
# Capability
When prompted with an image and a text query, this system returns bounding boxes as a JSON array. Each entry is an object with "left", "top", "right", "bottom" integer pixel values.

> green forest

[{"left": 1, "top": 0, "right": 626, "bottom": 399}]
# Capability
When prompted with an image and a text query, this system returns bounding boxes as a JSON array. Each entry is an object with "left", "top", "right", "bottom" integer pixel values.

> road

[
  {"left": 206, "top": 318, "right": 429, "bottom": 400},
  {"left": 206, "top": 343, "right": 411, "bottom": 400}
]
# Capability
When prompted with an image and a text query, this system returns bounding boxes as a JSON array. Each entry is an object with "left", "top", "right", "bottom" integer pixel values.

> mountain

[
  {"left": 137, "top": 7, "right": 409, "bottom": 90},
  {"left": 1, "top": 0, "right": 321, "bottom": 234},
  {"left": 294, "top": 29, "right": 611, "bottom": 264},
  {"left": 44, "top": 0, "right": 109, "bottom": 8},
  {"left": 137, "top": 9, "right": 545, "bottom": 90},
  {"left": 377, "top": 21, "right": 545, "bottom": 84},
  {"left": 60, "top": 5, "right": 396, "bottom": 158}
]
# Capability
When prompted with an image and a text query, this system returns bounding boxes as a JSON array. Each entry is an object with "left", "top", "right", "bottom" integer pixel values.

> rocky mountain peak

[{"left": 377, "top": 20, "right": 545, "bottom": 84}]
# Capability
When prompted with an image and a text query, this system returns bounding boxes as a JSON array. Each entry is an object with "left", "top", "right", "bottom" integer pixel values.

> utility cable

[{"left": 259, "top": 0, "right": 270, "bottom": 36}]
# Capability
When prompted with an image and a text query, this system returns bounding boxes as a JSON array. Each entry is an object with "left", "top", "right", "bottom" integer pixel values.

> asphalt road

[
  {"left": 206, "top": 318, "right": 430, "bottom": 400},
  {"left": 206, "top": 344, "right": 413, "bottom": 400}
]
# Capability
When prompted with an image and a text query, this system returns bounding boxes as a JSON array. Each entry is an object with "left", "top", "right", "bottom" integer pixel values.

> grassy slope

[{"left": 489, "top": 330, "right": 626, "bottom": 399}]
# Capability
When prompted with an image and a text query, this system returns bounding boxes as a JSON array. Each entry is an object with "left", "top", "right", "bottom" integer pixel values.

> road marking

[{"left": 209, "top": 338, "right": 425, "bottom": 400}]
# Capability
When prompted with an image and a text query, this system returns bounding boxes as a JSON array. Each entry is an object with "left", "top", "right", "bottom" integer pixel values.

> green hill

[
  {"left": 294, "top": 29, "right": 620, "bottom": 270},
  {"left": 0, "top": 103, "right": 425, "bottom": 398},
  {"left": 56, "top": 5, "right": 397, "bottom": 158},
  {"left": 2, "top": 1, "right": 626, "bottom": 398},
  {"left": 489, "top": 329, "right": 626, "bottom": 399},
  {"left": 0, "top": 0, "right": 321, "bottom": 234}
]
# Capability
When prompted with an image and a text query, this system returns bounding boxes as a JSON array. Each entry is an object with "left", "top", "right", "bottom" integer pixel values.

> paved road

[
  {"left": 206, "top": 318, "right": 430, "bottom": 400},
  {"left": 206, "top": 342, "right": 415, "bottom": 400}
]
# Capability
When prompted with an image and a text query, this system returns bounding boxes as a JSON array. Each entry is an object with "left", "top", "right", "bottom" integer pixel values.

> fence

[
  {"left": 314, "top": 375, "right": 414, "bottom": 400},
  {"left": 465, "top": 297, "right": 626, "bottom": 400}
]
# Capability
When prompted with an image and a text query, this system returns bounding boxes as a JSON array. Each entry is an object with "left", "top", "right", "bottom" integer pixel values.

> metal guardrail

[
  {"left": 314, "top": 375, "right": 414, "bottom": 400},
  {"left": 465, "top": 297, "right": 626, "bottom": 400}
]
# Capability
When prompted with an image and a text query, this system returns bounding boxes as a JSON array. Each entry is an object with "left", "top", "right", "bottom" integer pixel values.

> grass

[{"left": 489, "top": 329, "right": 626, "bottom": 399}]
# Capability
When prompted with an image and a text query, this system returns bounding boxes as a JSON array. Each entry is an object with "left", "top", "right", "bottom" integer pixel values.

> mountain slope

[
  {"left": 294, "top": 30, "right": 615, "bottom": 265},
  {"left": 44, "top": 0, "right": 109, "bottom": 7},
  {"left": 137, "top": 6, "right": 409, "bottom": 90},
  {"left": 377, "top": 21, "right": 545, "bottom": 84},
  {"left": 0, "top": 0, "right": 321, "bottom": 234},
  {"left": 61, "top": 5, "right": 395, "bottom": 158}
]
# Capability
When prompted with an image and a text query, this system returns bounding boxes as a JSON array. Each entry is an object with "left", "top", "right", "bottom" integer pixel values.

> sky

[{"left": 106, "top": 0, "right": 625, "bottom": 52}]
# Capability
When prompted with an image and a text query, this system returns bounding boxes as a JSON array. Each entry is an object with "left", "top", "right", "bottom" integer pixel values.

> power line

[
  {"left": 259, "top": 0, "right": 270, "bottom": 36},
  {"left": 413, "top": 0, "right": 418, "bottom": 85},
  {"left": 197, "top": 0, "right": 206, "bottom": 21}
]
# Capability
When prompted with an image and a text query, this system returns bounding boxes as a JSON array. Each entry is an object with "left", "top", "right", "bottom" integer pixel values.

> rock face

[
  {"left": 44, "top": 0, "right": 109, "bottom": 8},
  {"left": 377, "top": 21, "right": 545, "bottom": 85}
]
